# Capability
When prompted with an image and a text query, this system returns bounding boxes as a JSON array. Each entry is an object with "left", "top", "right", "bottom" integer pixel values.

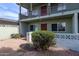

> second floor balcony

[{"left": 19, "top": 3, "right": 79, "bottom": 20}]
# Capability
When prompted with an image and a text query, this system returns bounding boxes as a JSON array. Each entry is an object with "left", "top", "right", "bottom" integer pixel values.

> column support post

[{"left": 72, "top": 13, "right": 78, "bottom": 34}]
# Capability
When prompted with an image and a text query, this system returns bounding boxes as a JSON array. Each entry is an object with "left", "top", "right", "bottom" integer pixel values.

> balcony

[
  {"left": 20, "top": 3, "right": 69, "bottom": 20},
  {"left": 20, "top": 4, "right": 56, "bottom": 19}
]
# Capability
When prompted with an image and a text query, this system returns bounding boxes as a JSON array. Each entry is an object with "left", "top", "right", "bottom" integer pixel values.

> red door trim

[{"left": 41, "top": 5, "right": 47, "bottom": 16}]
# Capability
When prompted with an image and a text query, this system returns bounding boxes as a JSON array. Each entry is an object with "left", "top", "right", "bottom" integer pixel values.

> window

[
  {"left": 51, "top": 22, "right": 66, "bottom": 32},
  {"left": 52, "top": 24, "right": 57, "bottom": 31},
  {"left": 58, "top": 23, "right": 66, "bottom": 31},
  {"left": 57, "top": 4, "right": 66, "bottom": 11},
  {"left": 30, "top": 25, "right": 35, "bottom": 31},
  {"left": 51, "top": 3, "right": 58, "bottom": 11},
  {"left": 41, "top": 24, "right": 47, "bottom": 30}
]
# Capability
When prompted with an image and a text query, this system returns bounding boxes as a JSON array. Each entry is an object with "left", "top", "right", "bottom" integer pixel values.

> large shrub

[{"left": 32, "top": 31, "right": 56, "bottom": 50}]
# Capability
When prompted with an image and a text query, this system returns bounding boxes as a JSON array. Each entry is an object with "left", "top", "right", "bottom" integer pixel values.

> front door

[
  {"left": 41, "top": 6, "right": 47, "bottom": 16},
  {"left": 41, "top": 24, "right": 47, "bottom": 30}
]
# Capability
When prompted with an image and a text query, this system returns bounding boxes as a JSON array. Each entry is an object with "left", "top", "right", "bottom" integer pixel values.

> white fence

[
  {"left": 55, "top": 33, "right": 79, "bottom": 40},
  {"left": 55, "top": 33, "right": 79, "bottom": 51},
  {"left": 26, "top": 32, "right": 79, "bottom": 51}
]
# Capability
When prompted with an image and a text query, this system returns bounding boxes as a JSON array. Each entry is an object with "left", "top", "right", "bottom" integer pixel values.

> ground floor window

[
  {"left": 30, "top": 25, "right": 35, "bottom": 31},
  {"left": 58, "top": 22, "right": 66, "bottom": 31},
  {"left": 52, "top": 24, "right": 57, "bottom": 31},
  {"left": 41, "top": 24, "right": 47, "bottom": 30},
  {"left": 51, "top": 22, "right": 66, "bottom": 32}
]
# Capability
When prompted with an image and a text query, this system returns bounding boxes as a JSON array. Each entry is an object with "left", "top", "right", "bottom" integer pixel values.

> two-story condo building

[{"left": 19, "top": 3, "right": 79, "bottom": 51}]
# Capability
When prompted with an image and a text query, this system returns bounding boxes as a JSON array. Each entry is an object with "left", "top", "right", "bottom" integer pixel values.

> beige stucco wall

[
  {"left": 0, "top": 26, "right": 19, "bottom": 39},
  {"left": 28, "top": 17, "right": 72, "bottom": 33}
]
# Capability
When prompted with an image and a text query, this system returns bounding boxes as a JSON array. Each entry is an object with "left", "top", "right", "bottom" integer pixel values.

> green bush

[
  {"left": 11, "top": 34, "right": 15, "bottom": 38},
  {"left": 15, "top": 34, "right": 21, "bottom": 38},
  {"left": 11, "top": 34, "right": 21, "bottom": 39},
  {"left": 32, "top": 31, "right": 56, "bottom": 50}
]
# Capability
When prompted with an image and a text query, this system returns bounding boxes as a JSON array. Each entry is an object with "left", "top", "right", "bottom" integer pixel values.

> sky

[{"left": 0, "top": 3, "right": 27, "bottom": 20}]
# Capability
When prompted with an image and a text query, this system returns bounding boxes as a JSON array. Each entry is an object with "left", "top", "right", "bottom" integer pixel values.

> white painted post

[
  {"left": 72, "top": 13, "right": 78, "bottom": 34},
  {"left": 29, "top": 32, "right": 32, "bottom": 42}
]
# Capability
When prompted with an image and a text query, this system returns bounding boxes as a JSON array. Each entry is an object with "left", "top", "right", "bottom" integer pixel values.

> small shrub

[
  {"left": 15, "top": 34, "right": 21, "bottom": 38},
  {"left": 32, "top": 31, "right": 56, "bottom": 50},
  {"left": 11, "top": 34, "right": 21, "bottom": 39},
  {"left": 11, "top": 34, "right": 16, "bottom": 38}
]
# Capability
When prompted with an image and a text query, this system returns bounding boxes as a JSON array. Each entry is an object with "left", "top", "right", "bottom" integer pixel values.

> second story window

[{"left": 57, "top": 4, "right": 66, "bottom": 11}]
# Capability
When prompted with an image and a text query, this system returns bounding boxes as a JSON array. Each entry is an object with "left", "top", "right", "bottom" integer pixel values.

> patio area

[{"left": 0, "top": 39, "right": 79, "bottom": 56}]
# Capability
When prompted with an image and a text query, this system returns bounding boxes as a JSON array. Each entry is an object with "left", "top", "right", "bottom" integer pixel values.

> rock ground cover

[{"left": 0, "top": 39, "right": 79, "bottom": 56}]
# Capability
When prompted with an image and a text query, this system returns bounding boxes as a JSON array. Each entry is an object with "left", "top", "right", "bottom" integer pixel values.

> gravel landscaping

[{"left": 0, "top": 39, "right": 79, "bottom": 56}]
